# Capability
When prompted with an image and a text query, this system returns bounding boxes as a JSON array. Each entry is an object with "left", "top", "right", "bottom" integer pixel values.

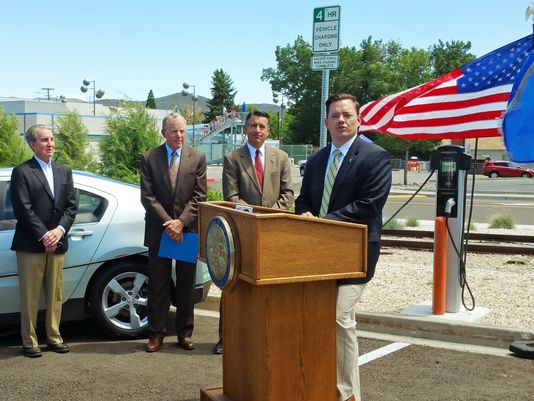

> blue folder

[{"left": 158, "top": 231, "right": 199, "bottom": 264}]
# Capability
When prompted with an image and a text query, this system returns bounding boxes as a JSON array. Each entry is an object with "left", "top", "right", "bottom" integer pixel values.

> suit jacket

[
  {"left": 222, "top": 144, "right": 293, "bottom": 209},
  {"left": 140, "top": 144, "right": 207, "bottom": 249},
  {"left": 10, "top": 157, "right": 78, "bottom": 254},
  {"left": 295, "top": 136, "right": 392, "bottom": 283}
]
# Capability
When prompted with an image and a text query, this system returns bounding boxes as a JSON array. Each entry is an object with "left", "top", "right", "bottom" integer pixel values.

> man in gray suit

[
  {"left": 140, "top": 113, "right": 207, "bottom": 353},
  {"left": 214, "top": 110, "right": 293, "bottom": 354}
]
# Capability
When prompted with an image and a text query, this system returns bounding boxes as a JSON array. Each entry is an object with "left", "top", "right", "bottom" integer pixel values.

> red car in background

[{"left": 483, "top": 161, "right": 534, "bottom": 178}]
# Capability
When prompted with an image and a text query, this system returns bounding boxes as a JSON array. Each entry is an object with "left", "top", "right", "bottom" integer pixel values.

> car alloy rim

[{"left": 101, "top": 271, "right": 148, "bottom": 330}]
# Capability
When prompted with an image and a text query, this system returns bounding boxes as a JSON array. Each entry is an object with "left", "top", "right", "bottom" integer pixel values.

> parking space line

[
  {"left": 359, "top": 342, "right": 410, "bottom": 366},
  {"left": 195, "top": 309, "right": 219, "bottom": 318}
]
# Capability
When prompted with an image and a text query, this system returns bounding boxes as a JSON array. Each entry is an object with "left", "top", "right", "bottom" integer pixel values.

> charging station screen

[
  {"left": 439, "top": 158, "right": 457, "bottom": 189},
  {"left": 440, "top": 159, "right": 456, "bottom": 173}
]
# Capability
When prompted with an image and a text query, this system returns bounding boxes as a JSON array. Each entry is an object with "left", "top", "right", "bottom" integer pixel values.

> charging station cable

[{"left": 382, "top": 170, "right": 434, "bottom": 228}]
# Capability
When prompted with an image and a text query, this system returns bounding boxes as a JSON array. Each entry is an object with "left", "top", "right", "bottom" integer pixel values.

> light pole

[
  {"left": 182, "top": 82, "right": 198, "bottom": 146},
  {"left": 81, "top": 79, "right": 105, "bottom": 115}
]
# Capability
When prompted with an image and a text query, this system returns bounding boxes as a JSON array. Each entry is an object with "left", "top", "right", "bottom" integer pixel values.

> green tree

[
  {"left": 145, "top": 89, "right": 157, "bottom": 109},
  {"left": 204, "top": 69, "right": 237, "bottom": 122},
  {"left": 262, "top": 36, "right": 475, "bottom": 151},
  {"left": 99, "top": 103, "right": 160, "bottom": 184},
  {"left": 0, "top": 107, "right": 31, "bottom": 167},
  {"left": 54, "top": 110, "right": 97, "bottom": 171},
  {"left": 262, "top": 38, "right": 321, "bottom": 145},
  {"left": 430, "top": 40, "right": 475, "bottom": 77}
]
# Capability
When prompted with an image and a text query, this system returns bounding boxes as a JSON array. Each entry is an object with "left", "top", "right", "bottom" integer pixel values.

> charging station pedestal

[{"left": 430, "top": 145, "right": 471, "bottom": 313}]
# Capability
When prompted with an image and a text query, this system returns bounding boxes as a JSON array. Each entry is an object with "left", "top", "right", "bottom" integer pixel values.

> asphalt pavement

[
  {"left": 0, "top": 304, "right": 532, "bottom": 401},
  {"left": 0, "top": 166, "right": 532, "bottom": 400}
]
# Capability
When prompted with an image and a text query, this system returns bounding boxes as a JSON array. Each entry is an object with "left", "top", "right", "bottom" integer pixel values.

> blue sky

[{"left": 1, "top": 1, "right": 531, "bottom": 105}]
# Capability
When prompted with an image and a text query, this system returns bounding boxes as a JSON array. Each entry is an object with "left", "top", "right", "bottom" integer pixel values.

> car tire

[
  {"left": 89, "top": 261, "right": 149, "bottom": 338},
  {"left": 300, "top": 166, "right": 305, "bottom": 176},
  {"left": 489, "top": 172, "right": 499, "bottom": 178},
  {"left": 521, "top": 172, "right": 532, "bottom": 178}
]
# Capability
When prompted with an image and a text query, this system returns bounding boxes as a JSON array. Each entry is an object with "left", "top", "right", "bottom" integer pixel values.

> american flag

[{"left": 360, "top": 35, "right": 533, "bottom": 139}]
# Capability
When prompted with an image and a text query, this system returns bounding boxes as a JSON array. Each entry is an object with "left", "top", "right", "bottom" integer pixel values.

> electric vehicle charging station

[{"left": 430, "top": 145, "right": 471, "bottom": 313}]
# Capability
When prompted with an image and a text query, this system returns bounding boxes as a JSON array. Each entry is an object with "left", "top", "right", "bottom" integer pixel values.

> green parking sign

[{"left": 313, "top": 5, "right": 341, "bottom": 53}]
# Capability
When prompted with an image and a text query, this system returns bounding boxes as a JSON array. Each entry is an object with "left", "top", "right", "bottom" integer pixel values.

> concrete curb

[
  {"left": 202, "top": 295, "right": 534, "bottom": 350},
  {"left": 355, "top": 312, "right": 534, "bottom": 350}
]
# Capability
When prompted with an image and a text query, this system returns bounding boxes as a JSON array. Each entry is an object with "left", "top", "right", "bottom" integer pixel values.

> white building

[{"left": 0, "top": 97, "right": 173, "bottom": 146}]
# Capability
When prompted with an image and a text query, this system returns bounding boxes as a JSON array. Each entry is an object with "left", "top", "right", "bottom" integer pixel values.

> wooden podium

[{"left": 198, "top": 202, "right": 367, "bottom": 401}]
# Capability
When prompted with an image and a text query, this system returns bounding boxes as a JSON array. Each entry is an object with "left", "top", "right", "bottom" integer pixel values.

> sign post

[{"left": 313, "top": 5, "right": 340, "bottom": 148}]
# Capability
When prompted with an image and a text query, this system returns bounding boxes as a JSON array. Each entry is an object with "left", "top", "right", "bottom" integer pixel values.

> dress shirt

[
  {"left": 33, "top": 155, "right": 65, "bottom": 235},
  {"left": 34, "top": 155, "right": 54, "bottom": 197},
  {"left": 247, "top": 142, "right": 265, "bottom": 171},
  {"left": 165, "top": 143, "right": 182, "bottom": 168},
  {"left": 323, "top": 135, "right": 357, "bottom": 184}
]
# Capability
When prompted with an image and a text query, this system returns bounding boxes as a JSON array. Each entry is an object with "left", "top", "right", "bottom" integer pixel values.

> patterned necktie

[
  {"left": 254, "top": 149, "right": 263, "bottom": 188},
  {"left": 169, "top": 150, "right": 178, "bottom": 190},
  {"left": 319, "top": 149, "right": 342, "bottom": 217}
]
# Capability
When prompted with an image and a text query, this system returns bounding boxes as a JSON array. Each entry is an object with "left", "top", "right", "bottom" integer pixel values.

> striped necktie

[
  {"left": 169, "top": 151, "right": 178, "bottom": 190},
  {"left": 319, "top": 149, "right": 342, "bottom": 217}
]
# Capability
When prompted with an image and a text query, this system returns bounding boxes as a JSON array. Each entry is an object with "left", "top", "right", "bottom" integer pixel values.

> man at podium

[{"left": 295, "top": 93, "right": 391, "bottom": 401}]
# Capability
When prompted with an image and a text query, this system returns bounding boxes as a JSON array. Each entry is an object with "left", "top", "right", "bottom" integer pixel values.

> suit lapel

[
  {"left": 176, "top": 145, "right": 191, "bottom": 196},
  {"left": 52, "top": 162, "right": 61, "bottom": 204},
  {"left": 29, "top": 158, "right": 54, "bottom": 201},
  {"left": 330, "top": 139, "right": 361, "bottom": 201},
  {"left": 262, "top": 146, "right": 275, "bottom": 198},
  {"left": 155, "top": 145, "right": 173, "bottom": 195},
  {"left": 238, "top": 145, "right": 262, "bottom": 193}
]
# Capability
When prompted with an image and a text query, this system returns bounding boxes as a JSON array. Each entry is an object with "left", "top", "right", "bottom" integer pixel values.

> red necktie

[{"left": 254, "top": 149, "right": 263, "bottom": 188}]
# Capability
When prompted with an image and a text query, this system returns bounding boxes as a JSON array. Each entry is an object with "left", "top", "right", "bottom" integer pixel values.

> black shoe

[
  {"left": 213, "top": 339, "right": 223, "bottom": 355},
  {"left": 47, "top": 342, "right": 70, "bottom": 353},
  {"left": 22, "top": 346, "right": 42, "bottom": 358}
]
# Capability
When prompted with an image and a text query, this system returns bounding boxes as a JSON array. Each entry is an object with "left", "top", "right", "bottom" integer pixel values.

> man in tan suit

[
  {"left": 214, "top": 110, "right": 293, "bottom": 354},
  {"left": 140, "top": 113, "right": 207, "bottom": 353}
]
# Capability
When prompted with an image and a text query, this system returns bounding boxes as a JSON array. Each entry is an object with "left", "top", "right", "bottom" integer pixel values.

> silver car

[{"left": 0, "top": 169, "right": 211, "bottom": 338}]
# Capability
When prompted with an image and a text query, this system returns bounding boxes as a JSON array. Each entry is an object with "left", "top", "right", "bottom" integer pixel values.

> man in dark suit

[
  {"left": 140, "top": 113, "right": 207, "bottom": 353},
  {"left": 11, "top": 124, "right": 78, "bottom": 358},
  {"left": 215, "top": 110, "right": 294, "bottom": 354},
  {"left": 295, "top": 94, "right": 391, "bottom": 401}
]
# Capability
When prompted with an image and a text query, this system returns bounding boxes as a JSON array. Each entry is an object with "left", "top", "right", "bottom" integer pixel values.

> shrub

[
  {"left": 383, "top": 219, "right": 404, "bottom": 230},
  {"left": 207, "top": 187, "right": 224, "bottom": 201},
  {"left": 489, "top": 214, "right": 515, "bottom": 229},
  {"left": 405, "top": 217, "right": 419, "bottom": 227}
]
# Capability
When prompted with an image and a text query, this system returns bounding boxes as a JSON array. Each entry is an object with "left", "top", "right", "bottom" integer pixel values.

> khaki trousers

[
  {"left": 16, "top": 251, "right": 65, "bottom": 348},
  {"left": 336, "top": 283, "right": 366, "bottom": 401}
]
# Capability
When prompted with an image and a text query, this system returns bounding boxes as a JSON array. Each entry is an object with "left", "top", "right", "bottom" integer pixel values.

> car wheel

[
  {"left": 521, "top": 172, "right": 531, "bottom": 178},
  {"left": 89, "top": 261, "right": 149, "bottom": 338},
  {"left": 489, "top": 172, "right": 499, "bottom": 178},
  {"left": 300, "top": 166, "right": 305, "bottom": 176}
]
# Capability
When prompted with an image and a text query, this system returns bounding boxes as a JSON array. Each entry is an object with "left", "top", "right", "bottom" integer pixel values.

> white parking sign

[{"left": 313, "top": 6, "right": 341, "bottom": 53}]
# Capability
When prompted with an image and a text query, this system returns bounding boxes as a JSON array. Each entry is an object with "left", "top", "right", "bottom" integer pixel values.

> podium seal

[{"left": 205, "top": 215, "right": 237, "bottom": 290}]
